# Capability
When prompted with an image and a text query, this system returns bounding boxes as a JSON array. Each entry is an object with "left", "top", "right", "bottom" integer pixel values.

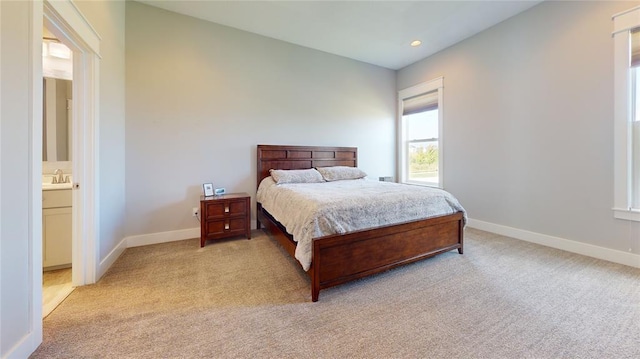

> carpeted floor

[{"left": 32, "top": 228, "right": 640, "bottom": 358}]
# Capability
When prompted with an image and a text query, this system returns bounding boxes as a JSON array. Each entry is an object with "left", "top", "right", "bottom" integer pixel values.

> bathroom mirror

[{"left": 43, "top": 77, "right": 72, "bottom": 162}]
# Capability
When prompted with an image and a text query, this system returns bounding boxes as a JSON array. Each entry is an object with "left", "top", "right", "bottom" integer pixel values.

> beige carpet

[{"left": 32, "top": 228, "right": 640, "bottom": 358}]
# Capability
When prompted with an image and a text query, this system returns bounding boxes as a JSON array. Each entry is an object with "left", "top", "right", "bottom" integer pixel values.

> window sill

[
  {"left": 613, "top": 208, "right": 640, "bottom": 222},
  {"left": 403, "top": 181, "right": 441, "bottom": 189}
]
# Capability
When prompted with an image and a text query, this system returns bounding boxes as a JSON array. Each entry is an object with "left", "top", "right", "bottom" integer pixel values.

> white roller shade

[
  {"left": 631, "top": 28, "right": 640, "bottom": 68},
  {"left": 402, "top": 90, "right": 438, "bottom": 116}
]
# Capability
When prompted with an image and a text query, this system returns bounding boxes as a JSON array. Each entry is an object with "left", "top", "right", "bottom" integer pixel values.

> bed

[{"left": 256, "top": 144, "right": 465, "bottom": 302}]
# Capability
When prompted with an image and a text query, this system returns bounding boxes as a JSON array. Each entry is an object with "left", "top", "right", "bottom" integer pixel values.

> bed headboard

[{"left": 257, "top": 145, "right": 358, "bottom": 188}]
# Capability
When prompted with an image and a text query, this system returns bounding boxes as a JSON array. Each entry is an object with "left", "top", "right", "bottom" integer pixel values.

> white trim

[
  {"left": 0, "top": 0, "right": 3, "bottom": 350},
  {"left": 3, "top": 335, "right": 38, "bottom": 359},
  {"left": 69, "top": 52, "right": 100, "bottom": 287},
  {"left": 613, "top": 5, "right": 640, "bottom": 35},
  {"left": 43, "top": 0, "right": 100, "bottom": 57},
  {"left": 613, "top": 207, "right": 640, "bottom": 221},
  {"left": 612, "top": 5, "right": 640, "bottom": 22},
  {"left": 399, "top": 77, "right": 443, "bottom": 99},
  {"left": 612, "top": 32, "right": 630, "bottom": 210},
  {"left": 28, "top": 0, "right": 44, "bottom": 349},
  {"left": 126, "top": 228, "right": 201, "bottom": 248},
  {"left": 97, "top": 237, "right": 127, "bottom": 279},
  {"left": 43, "top": 0, "right": 101, "bottom": 287},
  {"left": 467, "top": 218, "right": 640, "bottom": 269}
]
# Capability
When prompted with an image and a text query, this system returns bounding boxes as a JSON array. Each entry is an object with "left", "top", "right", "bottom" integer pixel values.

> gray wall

[
  {"left": 124, "top": 2, "right": 396, "bottom": 237},
  {"left": 1, "top": 1, "right": 36, "bottom": 355},
  {"left": 75, "top": 0, "right": 126, "bottom": 262},
  {"left": 397, "top": 1, "right": 640, "bottom": 254}
]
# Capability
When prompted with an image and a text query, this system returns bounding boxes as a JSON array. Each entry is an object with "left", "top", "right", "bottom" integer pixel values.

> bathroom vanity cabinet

[{"left": 43, "top": 189, "right": 72, "bottom": 269}]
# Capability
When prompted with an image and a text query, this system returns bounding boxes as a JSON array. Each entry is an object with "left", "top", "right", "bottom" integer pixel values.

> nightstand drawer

[
  {"left": 203, "top": 218, "right": 247, "bottom": 237},
  {"left": 203, "top": 200, "right": 246, "bottom": 219},
  {"left": 200, "top": 192, "right": 251, "bottom": 247}
]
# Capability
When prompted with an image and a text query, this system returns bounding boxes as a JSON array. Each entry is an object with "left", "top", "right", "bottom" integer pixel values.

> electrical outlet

[{"left": 192, "top": 207, "right": 199, "bottom": 217}]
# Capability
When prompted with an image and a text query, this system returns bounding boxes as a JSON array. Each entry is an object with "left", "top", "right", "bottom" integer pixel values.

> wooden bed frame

[{"left": 256, "top": 145, "right": 464, "bottom": 302}]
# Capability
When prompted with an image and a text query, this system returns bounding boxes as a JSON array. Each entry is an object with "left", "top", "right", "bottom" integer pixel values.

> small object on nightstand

[
  {"left": 200, "top": 192, "right": 251, "bottom": 247},
  {"left": 214, "top": 187, "right": 226, "bottom": 196},
  {"left": 203, "top": 183, "right": 214, "bottom": 197}
]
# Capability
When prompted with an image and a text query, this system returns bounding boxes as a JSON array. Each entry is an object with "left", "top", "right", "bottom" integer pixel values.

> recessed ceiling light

[{"left": 410, "top": 40, "right": 422, "bottom": 47}]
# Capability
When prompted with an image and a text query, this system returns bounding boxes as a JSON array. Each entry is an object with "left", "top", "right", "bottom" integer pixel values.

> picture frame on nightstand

[{"left": 203, "top": 183, "right": 214, "bottom": 197}]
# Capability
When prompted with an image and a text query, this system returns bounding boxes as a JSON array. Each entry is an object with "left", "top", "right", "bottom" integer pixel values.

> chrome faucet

[{"left": 53, "top": 169, "right": 64, "bottom": 184}]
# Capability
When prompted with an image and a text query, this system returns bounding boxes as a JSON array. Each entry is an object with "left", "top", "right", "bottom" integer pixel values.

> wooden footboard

[
  {"left": 258, "top": 204, "right": 464, "bottom": 302},
  {"left": 310, "top": 212, "right": 463, "bottom": 301}
]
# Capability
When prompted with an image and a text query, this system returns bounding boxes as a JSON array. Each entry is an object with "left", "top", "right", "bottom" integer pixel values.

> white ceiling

[{"left": 137, "top": 0, "right": 542, "bottom": 70}]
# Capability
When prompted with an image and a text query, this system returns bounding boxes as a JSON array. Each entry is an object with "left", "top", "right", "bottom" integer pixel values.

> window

[
  {"left": 398, "top": 78, "right": 443, "bottom": 187},
  {"left": 613, "top": 7, "right": 640, "bottom": 221}
]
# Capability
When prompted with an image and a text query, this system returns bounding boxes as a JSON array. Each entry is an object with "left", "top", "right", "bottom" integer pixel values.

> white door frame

[{"left": 39, "top": 0, "right": 100, "bottom": 286}]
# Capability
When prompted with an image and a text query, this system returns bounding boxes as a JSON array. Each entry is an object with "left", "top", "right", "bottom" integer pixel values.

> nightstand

[{"left": 200, "top": 192, "right": 251, "bottom": 247}]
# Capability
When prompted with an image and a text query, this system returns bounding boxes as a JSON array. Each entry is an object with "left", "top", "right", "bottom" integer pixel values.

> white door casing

[{"left": 43, "top": 0, "right": 100, "bottom": 287}]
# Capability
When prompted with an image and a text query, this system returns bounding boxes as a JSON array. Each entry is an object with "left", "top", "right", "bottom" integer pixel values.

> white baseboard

[
  {"left": 95, "top": 228, "right": 199, "bottom": 281},
  {"left": 467, "top": 218, "right": 640, "bottom": 268},
  {"left": 125, "top": 227, "right": 200, "bottom": 248},
  {"left": 97, "top": 236, "right": 127, "bottom": 279},
  {"left": 4, "top": 330, "right": 40, "bottom": 359}
]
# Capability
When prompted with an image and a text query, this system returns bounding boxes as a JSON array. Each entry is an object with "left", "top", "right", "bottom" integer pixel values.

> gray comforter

[{"left": 257, "top": 177, "right": 467, "bottom": 271}]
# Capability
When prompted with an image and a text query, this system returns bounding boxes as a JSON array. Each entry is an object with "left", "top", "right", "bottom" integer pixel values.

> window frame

[
  {"left": 397, "top": 77, "right": 444, "bottom": 188},
  {"left": 613, "top": 6, "right": 640, "bottom": 222}
]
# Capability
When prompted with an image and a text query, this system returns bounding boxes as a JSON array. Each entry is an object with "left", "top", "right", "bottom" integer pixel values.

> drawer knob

[
  {"left": 224, "top": 206, "right": 230, "bottom": 213},
  {"left": 224, "top": 222, "right": 230, "bottom": 230}
]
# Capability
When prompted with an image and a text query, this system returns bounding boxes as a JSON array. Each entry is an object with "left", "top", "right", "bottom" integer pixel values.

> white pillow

[
  {"left": 316, "top": 166, "right": 367, "bottom": 181},
  {"left": 269, "top": 168, "right": 325, "bottom": 184}
]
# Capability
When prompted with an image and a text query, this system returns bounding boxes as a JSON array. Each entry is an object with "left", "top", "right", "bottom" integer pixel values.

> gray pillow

[
  {"left": 316, "top": 166, "right": 367, "bottom": 181},
  {"left": 269, "top": 168, "right": 325, "bottom": 184}
]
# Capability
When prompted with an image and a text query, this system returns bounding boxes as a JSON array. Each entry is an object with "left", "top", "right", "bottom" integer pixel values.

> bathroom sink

[
  {"left": 42, "top": 174, "right": 73, "bottom": 190},
  {"left": 42, "top": 182, "right": 72, "bottom": 190}
]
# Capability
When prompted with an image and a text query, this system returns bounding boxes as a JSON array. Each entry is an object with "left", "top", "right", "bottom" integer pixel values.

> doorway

[
  {"left": 41, "top": 28, "right": 75, "bottom": 317},
  {"left": 35, "top": 0, "right": 101, "bottom": 320}
]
